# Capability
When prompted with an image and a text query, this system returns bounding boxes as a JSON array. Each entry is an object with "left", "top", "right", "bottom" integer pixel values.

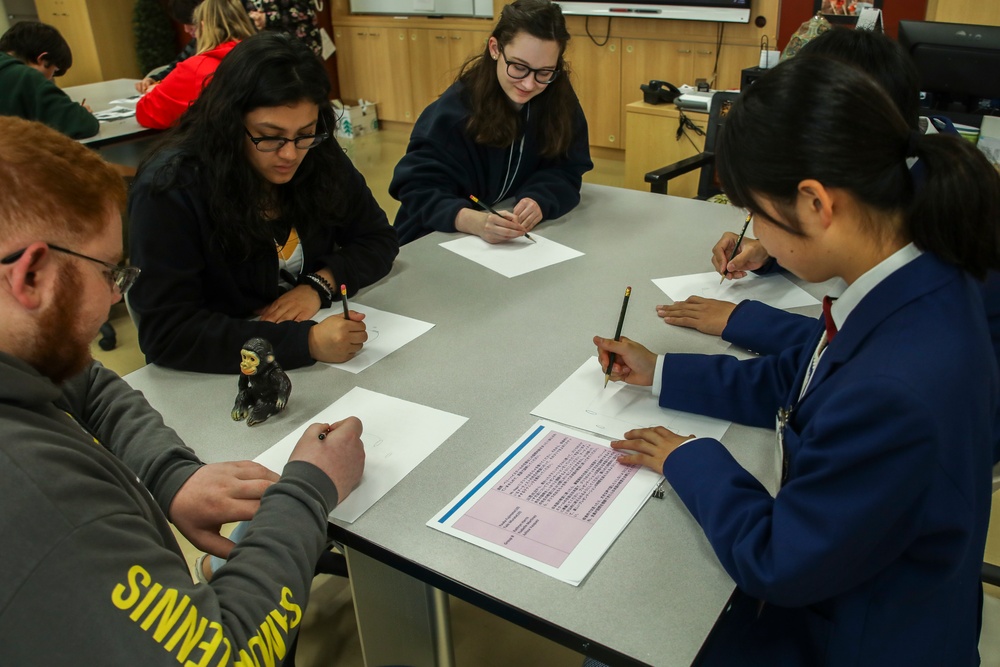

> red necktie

[{"left": 823, "top": 296, "right": 838, "bottom": 342}]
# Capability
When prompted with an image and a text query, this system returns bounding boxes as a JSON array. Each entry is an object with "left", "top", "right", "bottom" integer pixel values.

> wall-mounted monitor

[
  {"left": 556, "top": 0, "right": 751, "bottom": 23},
  {"left": 349, "top": 0, "right": 492, "bottom": 18}
]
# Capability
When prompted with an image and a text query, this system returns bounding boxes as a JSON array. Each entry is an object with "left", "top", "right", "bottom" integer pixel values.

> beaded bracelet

[{"left": 299, "top": 273, "right": 334, "bottom": 309}]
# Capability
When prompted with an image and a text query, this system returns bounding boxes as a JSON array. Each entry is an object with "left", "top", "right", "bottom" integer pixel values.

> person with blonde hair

[{"left": 136, "top": 0, "right": 255, "bottom": 129}]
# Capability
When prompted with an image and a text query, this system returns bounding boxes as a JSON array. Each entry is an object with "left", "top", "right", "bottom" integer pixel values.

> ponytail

[
  {"left": 905, "top": 132, "right": 1000, "bottom": 279},
  {"left": 716, "top": 56, "right": 1000, "bottom": 279}
]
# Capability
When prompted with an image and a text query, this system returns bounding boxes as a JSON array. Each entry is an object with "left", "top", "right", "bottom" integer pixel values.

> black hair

[
  {"left": 139, "top": 32, "right": 349, "bottom": 259},
  {"left": 0, "top": 21, "right": 72, "bottom": 75},
  {"left": 797, "top": 27, "right": 920, "bottom": 130},
  {"left": 716, "top": 56, "right": 1000, "bottom": 280},
  {"left": 170, "top": 0, "right": 204, "bottom": 24},
  {"left": 459, "top": 0, "right": 577, "bottom": 157}
]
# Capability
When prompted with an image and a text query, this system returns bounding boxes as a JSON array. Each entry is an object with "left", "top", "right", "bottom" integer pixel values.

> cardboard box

[{"left": 332, "top": 99, "right": 379, "bottom": 140}]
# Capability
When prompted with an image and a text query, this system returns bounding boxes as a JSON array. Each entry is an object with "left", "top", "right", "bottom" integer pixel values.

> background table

[
  {"left": 126, "top": 184, "right": 830, "bottom": 666},
  {"left": 64, "top": 79, "right": 159, "bottom": 165}
]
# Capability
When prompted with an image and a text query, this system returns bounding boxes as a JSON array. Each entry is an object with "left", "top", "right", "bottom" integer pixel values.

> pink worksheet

[{"left": 429, "top": 422, "right": 662, "bottom": 585}]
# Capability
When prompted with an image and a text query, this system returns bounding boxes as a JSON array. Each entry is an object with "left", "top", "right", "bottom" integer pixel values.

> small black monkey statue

[{"left": 232, "top": 337, "right": 292, "bottom": 427}]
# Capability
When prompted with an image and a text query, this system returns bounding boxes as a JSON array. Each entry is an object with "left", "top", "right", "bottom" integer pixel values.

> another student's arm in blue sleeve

[
  {"left": 658, "top": 341, "right": 812, "bottom": 428},
  {"left": 514, "top": 101, "right": 593, "bottom": 220},
  {"left": 663, "top": 378, "right": 936, "bottom": 607},
  {"left": 722, "top": 300, "right": 819, "bottom": 356}
]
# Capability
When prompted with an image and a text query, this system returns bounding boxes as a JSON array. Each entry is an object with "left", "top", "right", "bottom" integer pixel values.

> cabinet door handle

[
  {"left": 677, "top": 48, "right": 692, "bottom": 54},
  {"left": 369, "top": 32, "right": 380, "bottom": 37},
  {"left": 697, "top": 50, "right": 713, "bottom": 55},
  {"left": 356, "top": 31, "right": 367, "bottom": 36},
  {"left": 450, "top": 36, "right": 461, "bottom": 40},
  {"left": 435, "top": 35, "right": 446, "bottom": 40}
]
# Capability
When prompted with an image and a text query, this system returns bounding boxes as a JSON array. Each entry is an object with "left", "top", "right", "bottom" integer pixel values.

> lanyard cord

[{"left": 497, "top": 103, "right": 529, "bottom": 202}]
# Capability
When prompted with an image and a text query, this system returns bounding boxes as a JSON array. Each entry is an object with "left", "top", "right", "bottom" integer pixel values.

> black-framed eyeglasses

[
  {"left": 498, "top": 45, "right": 560, "bottom": 84},
  {"left": 244, "top": 121, "right": 330, "bottom": 153},
  {"left": 1, "top": 243, "right": 141, "bottom": 294}
]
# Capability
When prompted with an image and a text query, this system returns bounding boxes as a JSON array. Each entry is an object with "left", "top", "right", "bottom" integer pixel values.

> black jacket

[
  {"left": 128, "top": 148, "right": 398, "bottom": 373},
  {"left": 389, "top": 81, "right": 593, "bottom": 244}
]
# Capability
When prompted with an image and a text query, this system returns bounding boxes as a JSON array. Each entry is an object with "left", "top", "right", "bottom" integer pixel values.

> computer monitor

[{"left": 898, "top": 20, "right": 1000, "bottom": 117}]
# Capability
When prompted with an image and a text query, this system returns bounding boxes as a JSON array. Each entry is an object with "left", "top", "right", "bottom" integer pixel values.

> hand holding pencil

[
  {"left": 719, "top": 212, "right": 753, "bottom": 284},
  {"left": 712, "top": 233, "right": 771, "bottom": 281},
  {"left": 593, "top": 334, "right": 657, "bottom": 388},
  {"left": 469, "top": 195, "right": 536, "bottom": 244}
]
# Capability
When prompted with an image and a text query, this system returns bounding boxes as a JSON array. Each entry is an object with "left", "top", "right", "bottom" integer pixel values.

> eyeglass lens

[{"left": 499, "top": 47, "right": 559, "bottom": 84}]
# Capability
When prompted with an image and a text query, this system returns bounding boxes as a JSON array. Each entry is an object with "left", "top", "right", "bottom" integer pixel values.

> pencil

[
  {"left": 604, "top": 286, "right": 632, "bottom": 388},
  {"left": 720, "top": 212, "right": 753, "bottom": 284},
  {"left": 340, "top": 283, "right": 349, "bottom": 320},
  {"left": 468, "top": 194, "right": 535, "bottom": 243}
]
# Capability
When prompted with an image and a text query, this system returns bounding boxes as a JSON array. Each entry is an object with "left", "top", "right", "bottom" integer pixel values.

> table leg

[{"left": 345, "top": 547, "right": 455, "bottom": 667}]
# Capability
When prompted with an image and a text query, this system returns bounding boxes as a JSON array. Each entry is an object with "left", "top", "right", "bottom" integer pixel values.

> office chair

[{"left": 644, "top": 91, "right": 740, "bottom": 199}]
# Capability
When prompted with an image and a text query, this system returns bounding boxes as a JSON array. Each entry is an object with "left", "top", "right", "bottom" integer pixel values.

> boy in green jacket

[{"left": 0, "top": 21, "right": 99, "bottom": 139}]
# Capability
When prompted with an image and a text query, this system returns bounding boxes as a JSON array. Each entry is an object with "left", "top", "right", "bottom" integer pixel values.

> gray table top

[
  {"left": 125, "top": 184, "right": 830, "bottom": 666},
  {"left": 64, "top": 78, "right": 156, "bottom": 147}
]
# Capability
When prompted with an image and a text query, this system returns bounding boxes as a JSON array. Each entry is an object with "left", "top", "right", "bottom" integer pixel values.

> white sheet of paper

[
  {"left": 109, "top": 95, "right": 142, "bottom": 106},
  {"left": 319, "top": 27, "right": 336, "bottom": 60},
  {"left": 314, "top": 303, "right": 433, "bottom": 373},
  {"left": 93, "top": 106, "right": 136, "bottom": 121},
  {"left": 439, "top": 233, "right": 583, "bottom": 278},
  {"left": 652, "top": 271, "right": 819, "bottom": 310},
  {"left": 428, "top": 421, "right": 662, "bottom": 586},
  {"left": 254, "top": 387, "right": 467, "bottom": 523},
  {"left": 532, "top": 357, "right": 731, "bottom": 442}
]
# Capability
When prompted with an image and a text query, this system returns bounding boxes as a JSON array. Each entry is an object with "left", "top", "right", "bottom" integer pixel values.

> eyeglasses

[
  {"left": 498, "top": 45, "right": 560, "bottom": 85},
  {"left": 1, "top": 243, "right": 141, "bottom": 294},
  {"left": 244, "top": 125, "right": 329, "bottom": 152}
]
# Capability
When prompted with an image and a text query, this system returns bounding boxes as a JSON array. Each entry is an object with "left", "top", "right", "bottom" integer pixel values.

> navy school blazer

[{"left": 658, "top": 252, "right": 995, "bottom": 665}]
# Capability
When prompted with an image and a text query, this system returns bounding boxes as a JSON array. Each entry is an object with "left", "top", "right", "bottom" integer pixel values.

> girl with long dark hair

[
  {"left": 129, "top": 32, "right": 398, "bottom": 374},
  {"left": 389, "top": 0, "right": 593, "bottom": 245}
]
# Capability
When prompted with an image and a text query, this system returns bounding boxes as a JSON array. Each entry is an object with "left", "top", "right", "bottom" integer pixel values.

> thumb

[{"left": 728, "top": 251, "right": 755, "bottom": 272}]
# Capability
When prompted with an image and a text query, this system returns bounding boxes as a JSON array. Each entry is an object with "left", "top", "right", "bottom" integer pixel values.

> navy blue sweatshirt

[{"left": 389, "top": 80, "right": 593, "bottom": 244}]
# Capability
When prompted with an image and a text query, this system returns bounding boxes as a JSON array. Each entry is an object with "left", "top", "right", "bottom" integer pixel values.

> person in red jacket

[{"left": 136, "top": 0, "right": 255, "bottom": 129}]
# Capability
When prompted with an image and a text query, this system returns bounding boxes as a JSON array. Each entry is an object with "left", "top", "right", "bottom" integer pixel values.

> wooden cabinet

[
  {"left": 332, "top": 0, "right": 777, "bottom": 162},
  {"left": 333, "top": 26, "right": 414, "bottom": 122},
  {"left": 925, "top": 0, "right": 1000, "bottom": 26},
  {"left": 36, "top": 0, "right": 140, "bottom": 87},
  {"left": 624, "top": 101, "right": 707, "bottom": 197},
  {"left": 565, "top": 38, "right": 621, "bottom": 149},
  {"left": 408, "top": 28, "right": 490, "bottom": 118},
  {"left": 621, "top": 39, "right": 743, "bottom": 98}
]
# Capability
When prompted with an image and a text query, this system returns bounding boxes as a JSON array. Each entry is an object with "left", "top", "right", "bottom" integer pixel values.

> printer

[{"left": 674, "top": 90, "right": 715, "bottom": 112}]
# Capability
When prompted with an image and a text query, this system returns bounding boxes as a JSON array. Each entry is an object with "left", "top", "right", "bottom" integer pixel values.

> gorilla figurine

[{"left": 232, "top": 337, "right": 292, "bottom": 427}]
